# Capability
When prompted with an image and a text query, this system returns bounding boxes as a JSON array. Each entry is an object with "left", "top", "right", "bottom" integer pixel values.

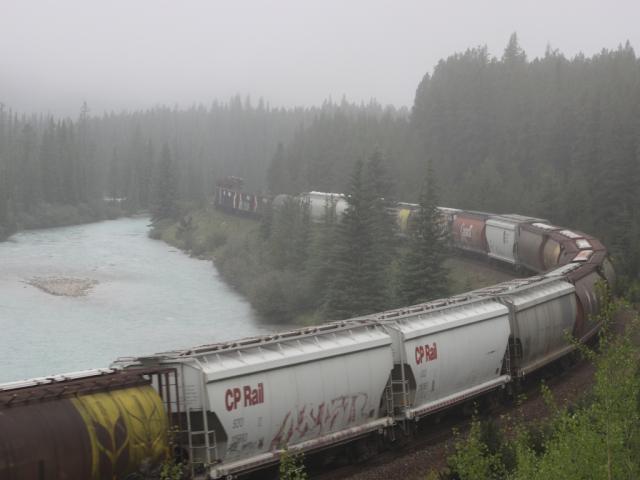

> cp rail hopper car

[{"left": 0, "top": 201, "right": 614, "bottom": 480}]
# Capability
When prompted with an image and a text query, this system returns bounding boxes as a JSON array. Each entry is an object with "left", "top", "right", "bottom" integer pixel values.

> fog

[{"left": 2, "top": 0, "right": 639, "bottom": 116}]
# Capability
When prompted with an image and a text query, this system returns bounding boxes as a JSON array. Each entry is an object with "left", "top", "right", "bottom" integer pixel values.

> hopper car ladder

[
  {"left": 182, "top": 359, "right": 218, "bottom": 478},
  {"left": 143, "top": 368, "right": 214, "bottom": 473},
  {"left": 392, "top": 378, "right": 409, "bottom": 411},
  {"left": 142, "top": 368, "right": 185, "bottom": 435},
  {"left": 385, "top": 366, "right": 410, "bottom": 436},
  {"left": 184, "top": 406, "right": 218, "bottom": 478}
]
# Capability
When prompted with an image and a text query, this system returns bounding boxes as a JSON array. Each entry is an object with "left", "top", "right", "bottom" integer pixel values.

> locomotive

[{"left": 0, "top": 189, "right": 614, "bottom": 479}]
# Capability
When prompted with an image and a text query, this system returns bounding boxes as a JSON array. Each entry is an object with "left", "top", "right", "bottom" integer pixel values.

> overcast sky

[{"left": 2, "top": 0, "right": 639, "bottom": 117}]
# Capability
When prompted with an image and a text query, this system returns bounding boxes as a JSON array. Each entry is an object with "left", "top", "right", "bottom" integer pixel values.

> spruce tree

[
  {"left": 269, "top": 196, "right": 310, "bottom": 270},
  {"left": 324, "top": 159, "right": 367, "bottom": 319},
  {"left": 324, "top": 152, "right": 396, "bottom": 319},
  {"left": 151, "top": 143, "right": 178, "bottom": 221},
  {"left": 267, "top": 142, "right": 288, "bottom": 194},
  {"left": 307, "top": 195, "right": 339, "bottom": 305},
  {"left": 399, "top": 161, "right": 449, "bottom": 304},
  {"left": 362, "top": 148, "right": 397, "bottom": 310}
]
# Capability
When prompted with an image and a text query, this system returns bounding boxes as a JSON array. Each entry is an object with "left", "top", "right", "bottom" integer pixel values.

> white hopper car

[{"left": 114, "top": 277, "right": 587, "bottom": 479}]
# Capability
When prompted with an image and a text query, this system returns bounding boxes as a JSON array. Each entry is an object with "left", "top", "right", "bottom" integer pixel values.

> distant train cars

[
  {"left": 215, "top": 177, "right": 270, "bottom": 217},
  {"left": 215, "top": 179, "right": 441, "bottom": 235},
  {"left": 484, "top": 214, "right": 547, "bottom": 265},
  {"left": 302, "top": 191, "right": 349, "bottom": 219},
  {"left": 448, "top": 214, "right": 608, "bottom": 276}
]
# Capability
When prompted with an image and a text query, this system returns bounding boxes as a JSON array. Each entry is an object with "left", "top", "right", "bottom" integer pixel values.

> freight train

[{"left": 0, "top": 187, "right": 614, "bottom": 480}]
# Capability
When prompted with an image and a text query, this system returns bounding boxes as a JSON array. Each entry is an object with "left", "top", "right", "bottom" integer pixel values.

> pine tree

[
  {"left": 324, "top": 152, "right": 396, "bottom": 319},
  {"left": 0, "top": 156, "right": 14, "bottom": 239},
  {"left": 291, "top": 199, "right": 311, "bottom": 270},
  {"left": 324, "top": 159, "right": 368, "bottom": 319},
  {"left": 361, "top": 148, "right": 397, "bottom": 309},
  {"left": 267, "top": 142, "right": 288, "bottom": 194},
  {"left": 307, "top": 195, "right": 339, "bottom": 304},
  {"left": 502, "top": 32, "right": 527, "bottom": 64},
  {"left": 151, "top": 143, "right": 178, "bottom": 221},
  {"left": 269, "top": 196, "right": 309, "bottom": 270},
  {"left": 399, "top": 161, "right": 449, "bottom": 304}
]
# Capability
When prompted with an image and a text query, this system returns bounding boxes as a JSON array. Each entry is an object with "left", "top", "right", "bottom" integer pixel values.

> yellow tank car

[{"left": 0, "top": 371, "right": 169, "bottom": 480}]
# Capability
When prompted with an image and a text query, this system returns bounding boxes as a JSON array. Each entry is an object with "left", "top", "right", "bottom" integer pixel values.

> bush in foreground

[{"left": 445, "top": 298, "right": 640, "bottom": 480}]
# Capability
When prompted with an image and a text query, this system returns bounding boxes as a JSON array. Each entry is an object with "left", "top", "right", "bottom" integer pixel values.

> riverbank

[
  {"left": 152, "top": 207, "right": 516, "bottom": 325},
  {"left": 0, "top": 201, "right": 128, "bottom": 241}
]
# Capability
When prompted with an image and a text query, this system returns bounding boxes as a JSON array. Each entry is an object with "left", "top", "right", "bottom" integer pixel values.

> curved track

[{"left": 0, "top": 202, "right": 615, "bottom": 480}]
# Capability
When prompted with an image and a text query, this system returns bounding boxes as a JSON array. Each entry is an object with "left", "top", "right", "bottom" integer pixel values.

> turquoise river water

[{"left": 0, "top": 217, "right": 278, "bottom": 383}]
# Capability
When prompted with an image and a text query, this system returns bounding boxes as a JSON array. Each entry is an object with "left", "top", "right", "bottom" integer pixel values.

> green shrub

[
  {"left": 445, "top": 300, "right": 640, "bottom": 480},
  {"left": 206, "top": 230, "right": 228, "bottom": 250},
  {"left": 279, "top": 447, "right": 307, "bottom": 480}
]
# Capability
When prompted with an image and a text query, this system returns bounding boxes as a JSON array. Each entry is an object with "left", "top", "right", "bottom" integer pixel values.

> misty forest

[{"left": 3, "top": 37, "right": 638, "bottom": 316}]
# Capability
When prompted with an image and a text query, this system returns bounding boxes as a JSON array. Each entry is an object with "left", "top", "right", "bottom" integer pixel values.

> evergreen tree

[
  {"left": 361, "top": 148, "right": 397, "bottom": 308},
  {"left": 107, "top": 148, "right": 120, "bottom": 200},
  {"left": 291, "top": 198, "right": 312, "bottom": 269},
  {"left": 269, "top": 196, "right": 310, "bottom": 270},
  {"left": 267, "top": 142, "right": 288, "bottom": 194},
  {"left": 0, "top": 156, "right": 14, "bottom": 239},
  {"left": 399, "top": 161, "right": 449, "bottom": 304},
  {"left": 324, "top": 159, "right": 368, "bottom": 319},
  {"left": 324, "top": 152, "right": 396, "bottom": 319},
  {"left": 151, "top": 143, "right": 178, "bottom": 221},
  {"left": 307, "top": 195, "right": 339, "bottom": 303},
  {"left": 502, "top": 32, "right": 527, "bottom": 64}
]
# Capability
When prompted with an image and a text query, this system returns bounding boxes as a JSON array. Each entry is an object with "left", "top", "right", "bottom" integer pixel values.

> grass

[
  {"left": 150, "top": 206, "right": 258, "bottom": 258},
  {"left": 152, "top": 207, "right": 519, "bottom": 326},
  {"left": 446, "top": 256, "right": 519, "bottom": 294}
]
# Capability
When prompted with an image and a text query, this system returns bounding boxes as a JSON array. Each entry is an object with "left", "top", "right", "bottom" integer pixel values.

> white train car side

[
  {"left": 382, "top": 298, "right": 512, "bottom": 420},
  {"left": 485, "top": 214, "right": 547, "bottom": 265},
  {"left": 302, "top": 191, "right": 349, "bottom": 220},
  {"left": 496, "top": 278, "right": 577, "bottom": 376},
  {"left": 122, "top": 321, "right": 395, "bottom": 479}
]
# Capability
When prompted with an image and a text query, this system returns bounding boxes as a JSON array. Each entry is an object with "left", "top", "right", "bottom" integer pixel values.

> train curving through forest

[{"left": 0, "top": 182, "right": 615, "bottom": 480}]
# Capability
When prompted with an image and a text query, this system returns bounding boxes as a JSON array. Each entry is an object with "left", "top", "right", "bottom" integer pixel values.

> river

[{"left": 0, "top": 217, "right": 276, "bottom": 383}]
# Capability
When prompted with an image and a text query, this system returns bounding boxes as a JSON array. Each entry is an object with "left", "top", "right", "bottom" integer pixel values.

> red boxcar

[{"left": 452, "top": 212, "right": 488, "bottom": 254}]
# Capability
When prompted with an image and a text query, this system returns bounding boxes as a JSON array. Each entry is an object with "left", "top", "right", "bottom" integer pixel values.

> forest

[{"left": 1, "top": 35, "right": 639, "bottom": 293}]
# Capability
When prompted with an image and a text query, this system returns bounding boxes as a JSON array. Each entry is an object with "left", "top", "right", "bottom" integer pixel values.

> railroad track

[{"left": 309, "top": 352, "right": 597, "bottom": 480}]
